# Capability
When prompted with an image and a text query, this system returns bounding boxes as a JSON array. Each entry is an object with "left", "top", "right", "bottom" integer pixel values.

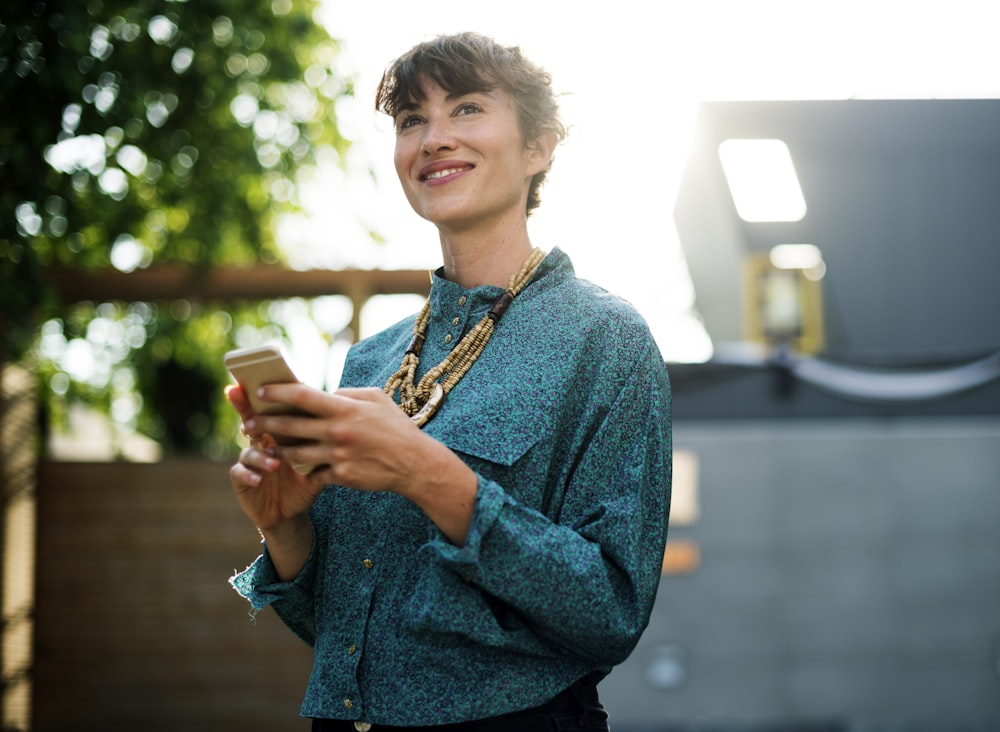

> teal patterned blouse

[{"left": 230, "top": 248, "right": 672, "bottom": 726}]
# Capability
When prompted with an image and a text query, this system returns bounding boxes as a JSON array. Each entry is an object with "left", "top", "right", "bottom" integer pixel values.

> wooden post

[{"left": 0, "top": 360, "right": 38, "bottom": 732}]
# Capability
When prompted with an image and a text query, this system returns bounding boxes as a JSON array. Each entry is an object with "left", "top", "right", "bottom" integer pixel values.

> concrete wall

[{"left": 602, "top": 417, "right": 1000, "bottom": 729}]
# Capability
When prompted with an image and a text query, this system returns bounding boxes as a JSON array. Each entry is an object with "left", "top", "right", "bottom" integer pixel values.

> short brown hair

[{"left": 375, "top": 32, "right": 566, "bottom": 216}]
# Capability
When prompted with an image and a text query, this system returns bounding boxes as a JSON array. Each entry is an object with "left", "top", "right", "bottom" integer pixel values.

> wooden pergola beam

[
  {"left": 44, "top": 265, "right": 433, "bottom": 343},
  {"left": 44, "top": 265, "right": 432, "bottom": 303}
]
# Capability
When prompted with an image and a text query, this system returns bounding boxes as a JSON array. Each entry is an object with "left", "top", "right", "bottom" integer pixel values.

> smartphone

[{"left": 224, "top": 344, "right": 316, "bottom": 473}]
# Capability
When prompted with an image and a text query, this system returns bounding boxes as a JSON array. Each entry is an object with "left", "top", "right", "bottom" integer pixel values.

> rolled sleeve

[
  {"left": 426, "top": 476, "right": 507, "bottom": 566},
  {"left": 424, "top": 336, "right": 671, "bottom": 665},
  {"left": 229, "top": 538, "right": 319, "bottom": 646}
]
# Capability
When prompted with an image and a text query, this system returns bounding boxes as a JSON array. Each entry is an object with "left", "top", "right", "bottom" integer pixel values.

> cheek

[{"left": 393, "top": 139, "right": 416, "bottom": 182}]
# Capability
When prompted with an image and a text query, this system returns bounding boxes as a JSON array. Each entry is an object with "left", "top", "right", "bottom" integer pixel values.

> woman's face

[{"left": 392, "top": 79, "right": 550, "bottom": 233}]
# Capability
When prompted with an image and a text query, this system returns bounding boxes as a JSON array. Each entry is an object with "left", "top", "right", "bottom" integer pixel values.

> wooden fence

[{"left": 34, "top": 460, "right": 313, "bottom": 731}]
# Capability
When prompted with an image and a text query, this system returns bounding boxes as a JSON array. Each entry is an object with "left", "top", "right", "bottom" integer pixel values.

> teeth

[{"left": 425, "top": 167, "right": 465, "bottom": 180}]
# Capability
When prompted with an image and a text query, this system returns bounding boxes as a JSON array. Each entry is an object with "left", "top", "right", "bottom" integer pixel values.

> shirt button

[
  {"left": 344, "top": 698, "right": 354, "bottom": 709},
  {"left": 348, "top": 644, "right": 357, "bottom": 655},
  {"left": 444, "top": 334, "right": 453, "bottom": 344},
  {"left": 452, "top": 317, "right": 460, "bottom": 327},
  {"left": 458, "top": 296, "right": 467, "bottom": 306},
  {"left": 362, "top": 558, "right": 374, "bottom": 569}
]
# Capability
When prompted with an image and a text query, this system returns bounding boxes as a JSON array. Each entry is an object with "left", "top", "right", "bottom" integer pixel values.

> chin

[{"left": 420, "top": 205, "right": 478, "bottom": 229}]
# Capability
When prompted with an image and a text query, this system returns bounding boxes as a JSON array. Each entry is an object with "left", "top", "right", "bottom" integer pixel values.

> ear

[{"left": 525, "top": 130, "right": 558, "bottom": 176}]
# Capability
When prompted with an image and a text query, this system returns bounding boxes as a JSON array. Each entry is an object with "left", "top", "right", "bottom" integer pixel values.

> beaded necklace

[{"left": 384, "top": 248, "right": 546, "bottom": 427}]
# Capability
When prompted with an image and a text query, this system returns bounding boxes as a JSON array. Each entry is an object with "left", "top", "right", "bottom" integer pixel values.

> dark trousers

[{"left": 312, "top": 672, "right": 610, "bottom": 732}]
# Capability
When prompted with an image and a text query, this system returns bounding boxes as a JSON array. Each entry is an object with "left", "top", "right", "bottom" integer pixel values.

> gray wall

[{"left": 601, "top": 417, "right": 1000, "bottom": 729}]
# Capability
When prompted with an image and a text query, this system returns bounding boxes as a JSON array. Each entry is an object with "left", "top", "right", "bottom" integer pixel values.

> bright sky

[{"left": 281, "top": 0, "right": 1000, "bottom": 366}]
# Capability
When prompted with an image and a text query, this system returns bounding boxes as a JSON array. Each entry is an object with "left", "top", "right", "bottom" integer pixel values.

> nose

[{"left": 420, "top": 117, "right": 456, "bottom": 155}]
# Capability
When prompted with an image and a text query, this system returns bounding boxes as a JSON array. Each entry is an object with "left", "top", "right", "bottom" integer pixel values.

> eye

[
  {"left": 454, "top": 101, "right": 482, "bottom": 117},
  {"left": 396, "top": 113, "right": 424, "bottom": 132}
]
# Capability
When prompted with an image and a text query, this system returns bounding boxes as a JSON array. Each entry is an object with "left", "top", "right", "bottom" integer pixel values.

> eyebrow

[{"left": 396, "top": 89, "right": 495, "bottom": 116}]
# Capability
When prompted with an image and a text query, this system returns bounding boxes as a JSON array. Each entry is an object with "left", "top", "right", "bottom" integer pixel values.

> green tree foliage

[{"left": 1, "top": 0, "right": 356, "bottom": 455}]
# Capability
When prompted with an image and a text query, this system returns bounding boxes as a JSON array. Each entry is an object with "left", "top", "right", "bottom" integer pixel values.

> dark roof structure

[{"left": 671, "top": 99, "right": 1000, "bottom": 416}]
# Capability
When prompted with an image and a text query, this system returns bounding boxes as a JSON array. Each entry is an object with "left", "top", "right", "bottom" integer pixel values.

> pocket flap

[{"left": 424, "top": 380, "right": 552, "bottom": 467}]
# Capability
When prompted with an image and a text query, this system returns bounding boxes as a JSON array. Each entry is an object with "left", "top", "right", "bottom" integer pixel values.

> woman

[{"left": 228, "top": 32, "right": 672, "bottom": 731}]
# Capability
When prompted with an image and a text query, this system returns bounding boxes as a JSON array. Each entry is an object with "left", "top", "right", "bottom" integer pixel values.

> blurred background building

[{"left": 598, "top": 98, "right": 1000, "bottom": 730}]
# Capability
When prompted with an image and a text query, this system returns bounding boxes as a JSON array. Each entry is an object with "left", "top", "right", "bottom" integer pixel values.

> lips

[
  {"left": 419, "top": 160, "right": 474, "bottom": 182},
  {"left": 424, "top": 167, "right": 467, "bottom": 180}
]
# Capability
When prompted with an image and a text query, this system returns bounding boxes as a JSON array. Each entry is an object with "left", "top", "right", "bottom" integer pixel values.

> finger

[
  {"left": 240, "top": 422, "right": 267, "bottom": 441},
  {"left": 230, "top": 461, "right": 263, "bottom": 489},
  {"left": 335, "top": 386, "right": 390, "bottom": 403},
  {"left": 239, "top": 445, "right": 282, "bottom": 473},
  {"left": 226, "top": 384, "right": 252, "bottom": 413},
  {"left": 251, "top": 412, "right": 322, "bottom": 443},
  {"left": 226, "top": 384, "right": 262, "bottom": 436},
  {"left": 272, "top": 442, "right": 327, "bottom": 473},
  {"left": 258, "top": 382, "right": 333, "bottom": 417}
]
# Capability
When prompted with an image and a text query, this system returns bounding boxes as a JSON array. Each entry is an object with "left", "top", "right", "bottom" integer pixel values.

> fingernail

[{"left": 245, "top": 419, "right": 257, "bottom": 430}]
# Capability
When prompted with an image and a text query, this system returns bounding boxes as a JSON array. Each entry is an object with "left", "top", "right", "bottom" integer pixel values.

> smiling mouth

[{"left": 421, "top": 166, "right": 472, "bottom": 181}]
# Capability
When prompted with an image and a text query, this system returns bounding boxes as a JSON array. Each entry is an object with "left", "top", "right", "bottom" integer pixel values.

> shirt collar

[{"left": 428, "top": 247, "right": 574, "bottom": 318}]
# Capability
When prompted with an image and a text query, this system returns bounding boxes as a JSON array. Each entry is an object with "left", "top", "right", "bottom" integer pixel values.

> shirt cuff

[
  {"left": 229, "top": 538, "right": 318, "bottom": 611},
  {"left": 426, "top": 475, "right": 507, "bottom": 567}
]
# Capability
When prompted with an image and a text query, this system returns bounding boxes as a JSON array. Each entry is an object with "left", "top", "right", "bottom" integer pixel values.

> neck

[{"left": 437, "top": 215, "right": 534, "bottom": 290}]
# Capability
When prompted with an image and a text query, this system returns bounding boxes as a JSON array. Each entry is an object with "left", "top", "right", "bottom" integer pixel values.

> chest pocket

[{"left": 423, "top": 378, "right": 553, "bottom": 491}]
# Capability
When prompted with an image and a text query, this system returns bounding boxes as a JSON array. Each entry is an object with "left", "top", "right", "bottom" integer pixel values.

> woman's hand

[
  {"left": 249, "top": 385, "right": 427, "bottom": 493},
  {"left": 246, "top": 384, "right": 479, "bottom": 545},
  {"left": 226, "top": 384, "right": 322, "bottom": 580},
  {"left": 227, "top": 384, "right": 325, "bottom": 526}
]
